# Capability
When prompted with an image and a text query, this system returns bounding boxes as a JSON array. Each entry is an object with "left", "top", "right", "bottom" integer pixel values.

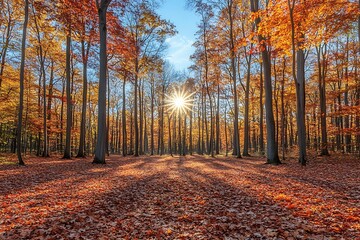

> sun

[
  {"left": 165, "top": 88, "right": 194, "bottom": 116},
  {"left": 174, "top": 97, "right": 185, "bottom": 108}
]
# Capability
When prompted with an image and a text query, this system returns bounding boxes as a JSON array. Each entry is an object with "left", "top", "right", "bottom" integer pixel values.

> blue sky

[{"left": 157, "top": 1, "right": 199, "bottom": 71}]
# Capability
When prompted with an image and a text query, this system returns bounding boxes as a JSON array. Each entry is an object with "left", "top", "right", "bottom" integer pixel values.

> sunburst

[{"left": 165, "top": 87, "right": 194, "bottom": 116}]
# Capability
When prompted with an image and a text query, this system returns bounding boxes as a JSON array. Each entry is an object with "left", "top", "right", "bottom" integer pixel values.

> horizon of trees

[{"left": 0, "top": 0, "right": 359, "bottom": 166}]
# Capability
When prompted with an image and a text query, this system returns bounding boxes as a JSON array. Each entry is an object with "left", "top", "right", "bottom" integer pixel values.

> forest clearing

[{"left": 1, "top": 154, "right": 359, "bottom": 239}]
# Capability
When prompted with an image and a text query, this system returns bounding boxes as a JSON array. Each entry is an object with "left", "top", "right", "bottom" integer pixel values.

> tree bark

[
  {"left": 122, "top": 76, "right": 127, "bottom": 156},
  {"left": 63, "top": 33, "right": 72, "bottom": 159},
  {"left": 93, "top": 0, "right": 111, "bottom": 164},
  {"left": 315, "top": 44, "right": 329, "bottom": 156},
  {"left": 228, "top": 0, "right": 241, "bottom": 158},
  {"left": 76, "top": 39, "right": 90, "bottom": 158},
  {"left": 251, "top": 0, "right": 280, "bottom": 164},
  {"left": 16, "top": 0, "right": 29, "bottom": 166}
]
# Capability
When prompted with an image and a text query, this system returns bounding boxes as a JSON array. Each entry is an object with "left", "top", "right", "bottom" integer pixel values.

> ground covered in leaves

[{"left": 0, "top": 154, "right": 359, "bottom": 239}]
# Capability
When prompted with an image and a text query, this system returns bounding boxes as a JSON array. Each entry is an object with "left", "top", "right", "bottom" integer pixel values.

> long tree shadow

[{"left": 1, "top": 155, "right": 358, "bottom": 239}]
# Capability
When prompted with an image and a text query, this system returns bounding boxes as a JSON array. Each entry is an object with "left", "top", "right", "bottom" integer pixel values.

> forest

[{"left": 0, "top": 0, "right": 359, "bottom": 239}]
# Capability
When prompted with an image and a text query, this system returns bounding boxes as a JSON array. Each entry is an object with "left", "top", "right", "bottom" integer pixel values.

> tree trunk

[
  {"left": 122, "top": 76, "right": 127, "bottom": 156},
  {"left": 288, "top": 0, "right": 306, "bottom": 165},
  {"left": 77, "top": 39, "right": 90, "bottom": 158},
  {"left": 168, "top": 115, "right": 172, "bottom": 156},
  {"left": 259, "top": 61, "right": 264, "bottom": 154},
  {"left": 243, "top": 52, "right": 252, "bottom": 156},
  {"left": 63, "top": 33, "right": 72, "bottom": 159},
  {"left": 315, "top": 45, "right": 329, "bottom": 156},
  {"left": 295, "top": 48, "right": 307, "bottom": 165},
  {"left": 150, "top": 78, "right": 154, "bottom": 155},
  {"left": 228, "top": 1, "right": 241, "bottom": 158},
  {"left": 134, "top": 56, "right": 139, "bottom": 156},
  {"left": 189, "top": 106, "right": 193, "bottom": 155},
  {"left": 281, "top": 57, "right": 287, "bottom": 160},
  {"left": 251, "top": 0, "right": 280, "bottom": 164},
  {"left": 16, "top": 0, "right": 29, "bottom": 166},
  {"left": 215, "top": 84, "right": 220, "bottom": 154},
  {"left": 93, "top": 1, "right": 110, "bottom": 164}
]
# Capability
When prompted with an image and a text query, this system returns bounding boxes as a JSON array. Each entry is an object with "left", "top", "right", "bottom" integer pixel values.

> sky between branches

[{"left": 158, "top": 0, "right": 199, "bottom": 71}]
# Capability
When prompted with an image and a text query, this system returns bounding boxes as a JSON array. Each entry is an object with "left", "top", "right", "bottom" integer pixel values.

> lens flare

[{"left": 165, "top": 88, "right": 194, "bottom": 116}]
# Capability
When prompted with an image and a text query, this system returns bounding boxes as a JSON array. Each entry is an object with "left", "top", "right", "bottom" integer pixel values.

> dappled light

[{"left": 1, "top": 155, "right": 359, "bottom": 239}]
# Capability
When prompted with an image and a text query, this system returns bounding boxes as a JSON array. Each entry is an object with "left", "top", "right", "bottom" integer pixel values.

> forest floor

[{"left": 0, "top": 154, "right": 359, "bottom": 239}]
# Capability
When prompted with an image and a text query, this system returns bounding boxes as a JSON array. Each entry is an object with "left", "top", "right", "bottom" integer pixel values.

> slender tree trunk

[
  {"left": 16, "top": 0, "right": 29, "bottom": 166},
  {"left": 229, "top": 1, "right": 241, "bottom": 158},
  {"left": 216, "top": 84, "right": 220, "bottom": 154},
  {"left": 63, "top": 33, "right": 72, "bottom": 159},
  {"left": 259, "top": 61, "right": 264, "bottom": 154},
  {"left": 106, "top": 73, "right": 110, "bottom": 156},
  {"left": 344, "top": 37, "right": 351, "bottom": 153},
  {"left": 288, "top": 0, "right": 306, "bottom": 165},
  {"left": 77, "top": 39, "right": 90, "bottom": 158},
  {"left": 182, "top": 115, "right": 186, "bottom": 156},
  {"left": 168, "top": 115, "right": 172, "bottom": 156},
  {"left": 225, "top": 102, "right": 228, "bottom": 156},
  {"left": 243, "top": 52, "right": 252, "bottom": 156},
  {"left": 122, "top": 76, "right": 127, "bottom": 156},
  {"left": 130, "top": 108, "right": 133, "bottom": 154},
  {"left": 134, "top": 56, "right": 139, "bottom": 156},
  {"left": 139, "top": 84, "right": 143, "bottom": 154},
  {"left": 200, "top": 91, "right": 205, "bottom": 154},
  {"left": 190, "top": 106, "right": 193, "bottom": 155},
  {"left": 281, "top": 57, "right": 287, "bottom": 160},
  {"left": 316, "top": 45, "right": 329, "bottom": 156},
  {"left": 150, "top": 78, "right": 154, "bottom": 155}
]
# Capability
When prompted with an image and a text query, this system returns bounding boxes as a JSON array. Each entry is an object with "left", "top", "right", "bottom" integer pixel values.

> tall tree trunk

[
  {"left": 122, "top": 76, "right": 127, "bottom": 156},
  {"left": 16, "top": 0, "right": 29, "bottom": 166},
  {"left": 93, "top": 0, "right": 111, "bottom": 164},
  {"left": 228, "top": 1, "right": 241, "bottom": 158},
  {"left": 190, "top": 106, "right": 193, "bottom": 155},
  {"left": 295, "top": 48, "right": 307, "bottom": 165},
  {"left": 182, "top": 115, "right": 186, "bottom": 156},
  {"left": 225, "top": 102, "right": 228, "bottom": 156},
  {"left": 77, "top": 39, "right": 90, "bottom": 158},
  {"left": 150, "top": 78, "right": 154, "bottom": 155},
  {"left": 315, "top": 44, "right": 329, "bottom": 156},
  {"left": 259, "top": 61, "right": 264, "bottom": 154},
  {"left": 251, "top": 0, "right": 280, "bottom": 164},
  {"left": 106, "top": 73, "right": 110, "bottom": 156},
  {"left": 281, "top": 57, "right": 287, "bottom": 160},
  {"left": 215, "top": 84, "right": 220, "bottom": 154},
  {"left": 139, "top": 82, "right": 143, "bottom": 154},
  {"left": 344, "top": 36, "right": 351, "bottom": 153},
  {"left": 288, "top": 0, "right": 306, "bottom": 165},
  {"left": 243, "top": 50, "right": 252, "bottom": 156},
  {"left": 134, "top": 56, "right": 139, "bottom": 156},
  {"left": 63, "top": 33, "right": 72, "bottom": 159},
  {"left": 168, "top": 115, "right": 172, "bottom": 156}
]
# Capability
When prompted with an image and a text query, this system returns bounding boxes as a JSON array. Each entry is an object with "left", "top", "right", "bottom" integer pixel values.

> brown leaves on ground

[{"left": 0, "top": 154, "right": 359, "bottom": 239}]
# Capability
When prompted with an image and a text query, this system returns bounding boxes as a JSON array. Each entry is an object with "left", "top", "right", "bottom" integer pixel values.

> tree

[
  {"left": 16, "top": 0, "right": 29, "bottom": 166},
  {"left": 250, "top": 0, "right": 280, "bottom": 164},
  {"left": 93, "top": 0, "right": 112, "bottom": 164}
]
